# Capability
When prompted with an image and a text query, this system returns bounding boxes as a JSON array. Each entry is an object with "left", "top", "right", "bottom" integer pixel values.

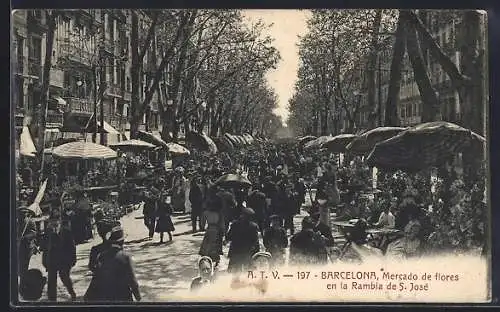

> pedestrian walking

[
  {"left": 40, "top": 218, "right": 77, "bottom": 301},
  {"left": 189, "top": 176, "right": 204, "bottom": 233},
  {"left": 89, "top": 225, "right": 141, "bottom": 302},
  {"left": 155, "top": 191, "right": 175, "bottom": 243},
  {"left": 84, "top": 219, "right": 118, "bottom": 302},
  {"left": 199, "top": 193, "right": 225, "bottom": 268},
  {"left": 247, "top": 186, "right": 269, "bottom": 233},
  {"left": 226, "top": 207, "right": 260, "bottom": 273},
  {"left": 142, "top": 190, "right": 157, "bottom": 240},
  {"left": 263, "top": 215, "right": 288, "bottom": 267},
  {"left": 289, "top": 216, "right": 328, "bottom": 266}
]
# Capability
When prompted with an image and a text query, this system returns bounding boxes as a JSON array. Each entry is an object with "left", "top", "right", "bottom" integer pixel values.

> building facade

[
  {"left": 340, "top": 10, "right": 485, "bottom": 133},
  {"left": 12, "top": 9, "right": 170, "bottom": 149}
]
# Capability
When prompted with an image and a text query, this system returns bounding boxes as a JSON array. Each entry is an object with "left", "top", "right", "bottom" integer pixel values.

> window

[
  {"left": 108, "top": 58, "right": 114, "bottom": 83},
  {"left": 127, "top": 77, "right": 130, "bottom": 92},
  {"left": 16, "top": 76, "right": 24, "bottom": 110},
  {"left": 407, "top": 103, "right": 413, "bottom": 117},
  {"left": 29, "top": 36, "right": 42, "bottom": 62},
  {"left": 16, "top": 36, "right": 24, "bottom": 71}
]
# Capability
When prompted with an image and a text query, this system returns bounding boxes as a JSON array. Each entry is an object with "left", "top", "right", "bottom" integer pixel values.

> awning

[
  {"left": 20, "top": 126, "right": 37, "bottom": 157},
  {"left": 50, "top": 96, "right": 67, "bottom": 106},
  {"left": 100, "top": 121, "right": 120, "bottom": 134},
  {"left": 45, "top": 128, "right": 60, "bottom": 133}
]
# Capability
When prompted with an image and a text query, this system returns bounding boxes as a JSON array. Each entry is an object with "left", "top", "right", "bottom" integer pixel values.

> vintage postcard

[{"left": 12, "top": 9, "right": 489, "bottom": 304}]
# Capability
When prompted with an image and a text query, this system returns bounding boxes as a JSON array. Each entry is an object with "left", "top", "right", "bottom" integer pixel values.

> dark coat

[
  {"left": 88, "top": 242, "right": 107, "bottom": 273},
  {"left": 289, "top": 229, "right": 328, "bottom": 265},
  {"left": 226, "top": 219, "right": 260, "bottom": 260},
  {"left": 314, "top": 222, "right": 335, "bottom": 247},
  {"left": 263, "top": 227, "right": 288, "bottom": 257},
  {"left": 91, "top": 245, "right": 140, "bottom": 302},
  {"left": 189, "top": 183, "right": 204, "bottom": 212},
  {"left": 247, "top": 190, "right": 268, "bottom": 221},
  {"left": 41, "top": 228, "right": 76, "bottom": 270},
  {"left": 155, "top": 201, "right": 175, "bottom": 233}
]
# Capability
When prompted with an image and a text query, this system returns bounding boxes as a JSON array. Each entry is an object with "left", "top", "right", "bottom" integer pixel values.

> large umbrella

[
  {"left": 366, "top": 121, "right": 486, "bottom": 171},
  {"left": 224, "top": 133, "right": 239, "bottom": 146},
  {"left": 166, "top": 142, "right": 191, "bottom": 156},
  {"left": 321, "top": 134, "right": 357, "bottom": 153},
  {"left": 109, "top": 139, "right": 156, "bottom": 151},
  {"left": 304, "top": 135, "right": 333, "bottom": 150},
  {"left": 243, "top": 133, "right": 255, "bottom": 145},
  {"left": 137, "top": 130, "right": 168, "bottom": 149},
  {"left": 214, "top": 173, "right": 252, "bottom": 189},
  {"left": 298, "top": 135, "right": 317, "bottom": 145},
  {"left": 52, "top": 141, "right": 117, "bottom": 159},
  {"left": 346, "top": 127, "right": 407, "bottom": 156},
  {"left": 186, "top": 131, "right": 218, "bottom": 154},
  {"left": 213, "top": 137, "right": 234, "bottom": 153}
]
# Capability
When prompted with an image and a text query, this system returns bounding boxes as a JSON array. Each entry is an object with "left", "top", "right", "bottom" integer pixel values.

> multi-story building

[
  {"left": 340, "top": 10, "right": 486, "bottom": 133},
  {"left": 12, "top": 9, "right": 171, "bottom": 150}
]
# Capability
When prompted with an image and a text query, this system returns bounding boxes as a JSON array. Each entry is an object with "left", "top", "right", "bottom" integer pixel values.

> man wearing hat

[
  {"left": 226, "top": 207, "right": 260, "bottom": 273},
  {"left": 84, "top": 218, "right": 119, "bottom": 301},
  {"left": 289, "top": 216, "right": 328, "bottom": 266},
  {"left": 311, "top": 212, "right": 335, "bottom": 247},
  {"left": 263, "top": 215, "right": 288, "bottom": 266},
  {"left": 89, "top": 225, "right": 141, "bottom": 302}
]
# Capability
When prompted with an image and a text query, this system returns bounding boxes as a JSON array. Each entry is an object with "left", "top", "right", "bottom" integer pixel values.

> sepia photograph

[{"left": 11, "top": 8, "right": 489, "bottom": 304}]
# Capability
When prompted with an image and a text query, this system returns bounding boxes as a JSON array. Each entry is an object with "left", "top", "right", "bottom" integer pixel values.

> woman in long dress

[
  {"left": 155, "top": 191, "right": 175, "bottom": 243},
  {"left": 199, "top": 191, "right": 224, "bottom": 269}
]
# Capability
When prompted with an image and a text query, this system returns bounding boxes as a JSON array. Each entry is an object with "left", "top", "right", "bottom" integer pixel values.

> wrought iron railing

[
  {"left": 46, "top": 110, "right": 64, "bottom": 127},
  {"left": 59, "top": 42, "right": 94, "bottom": 67},
  {"left": 28, "top": 60, "right": 42, "bottom": 77},
  {"left": 64, "top": 97, "right": 94, "bottom": 114}
]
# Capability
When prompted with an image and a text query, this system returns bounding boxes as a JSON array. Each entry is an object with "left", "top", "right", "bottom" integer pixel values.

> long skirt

[
  {"left": 155, "top": 215, "right": 175, "bottom": 233},
  {"left": 199, "top": 226, "right": 223, "bottom": 262}
]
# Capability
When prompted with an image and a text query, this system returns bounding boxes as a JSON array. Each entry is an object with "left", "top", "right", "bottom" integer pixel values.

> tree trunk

[
  {"left": 460, "top": 10, "right": 484, "bottom": 135},
  {"left": 403, "top": 11, "right": 440, "bottom": 122},
  {"left": 366, "top": 10, "right": 383, "bottom": 128},
  {"left": 385, "top": 13, "right": 406, "bottom": 126},
  {"left": 129, "top": 11, "right": 141, "bottom": 139},
  {"left": 36, "top": 10, "right": 57, "bottom": 182},
  {"left": 321, "top": 99, "right": 329, "bottom": 135}
]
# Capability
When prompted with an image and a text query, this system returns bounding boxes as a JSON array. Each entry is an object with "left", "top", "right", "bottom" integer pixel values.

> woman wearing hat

[
  {"left": 226, "top": 207, "right": 260, "bottom": 273},
  {"left": 263, "top": 215, "right": 288, "bottom": 266},
  {"left": 154, "top": 190, "right": 175, "bottom": 243}
]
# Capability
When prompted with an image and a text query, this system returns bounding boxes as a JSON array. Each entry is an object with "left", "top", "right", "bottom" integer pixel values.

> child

[{"left": 190, "top": 256, "right": 216, "bottom": 291}]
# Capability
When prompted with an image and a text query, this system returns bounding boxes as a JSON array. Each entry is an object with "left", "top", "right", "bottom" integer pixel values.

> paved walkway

[{"left": 25, "top": 191, "right": 345, "bottom": 302}]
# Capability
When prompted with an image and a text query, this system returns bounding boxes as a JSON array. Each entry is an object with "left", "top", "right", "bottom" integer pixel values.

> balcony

[
  {"left": 14, "top": 58, "right": 24, "bottom": 74},
  {"left": 46, "top": 110, "right": 64, "bottom": 128},
  {"left": 102, "top": 39, "right": 115, "bottom": 54},
  {"left": 58, "top": 42, "right": 94, "bottom": 67},
  {"left": 123, "top": 91, "right": 131, "bottom": 101},
  {"left": 28, "top": 60, "right": 42, "bottom": 78},
  {"left": 64, "top": 97, "right": 94, "bottom": 115},
  {"left": 106, "top": 84, "right": 123, "bottom": 98}
]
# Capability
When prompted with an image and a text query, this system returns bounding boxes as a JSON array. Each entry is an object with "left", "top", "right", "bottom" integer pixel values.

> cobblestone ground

[{"left": 26, "top": 191, "right": 345, "bottom": 302}]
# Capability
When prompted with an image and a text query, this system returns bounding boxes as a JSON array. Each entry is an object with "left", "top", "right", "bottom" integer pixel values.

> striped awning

[
  {"left": 366, "top": 121, "right": 486, "bottom": 171},
  {"left": 52, "top": 141, "right": 118, "bottom": 160}
]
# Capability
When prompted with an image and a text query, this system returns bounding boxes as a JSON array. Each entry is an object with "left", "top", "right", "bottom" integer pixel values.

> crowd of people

[{"left": 16, "top": 137, "right": 487, "bottom": 301}]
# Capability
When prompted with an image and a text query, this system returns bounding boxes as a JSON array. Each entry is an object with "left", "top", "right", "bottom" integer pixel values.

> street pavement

[{"left": 26, "top": 191, "right": 345, "bottom": 302}]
